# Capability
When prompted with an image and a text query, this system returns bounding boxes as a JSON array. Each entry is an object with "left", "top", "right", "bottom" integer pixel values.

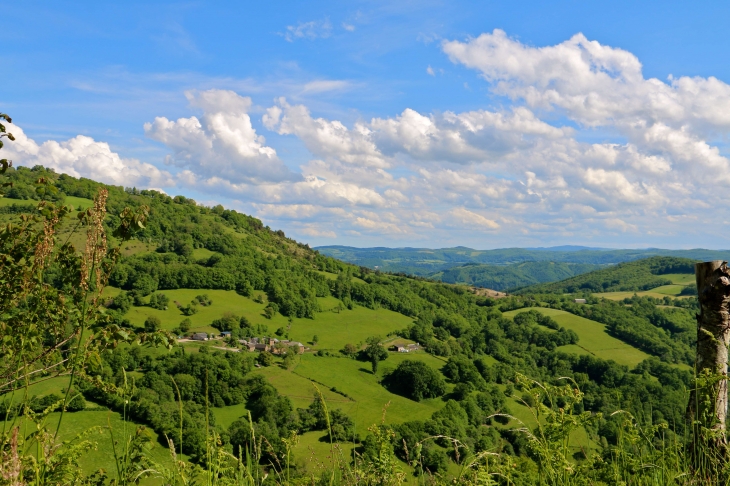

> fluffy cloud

[
  {"left": 442, "top": 30, "right": 730, "bottom": 183},
  {"left": 448, "top": 207, "right": 500, "bottom": 229},
  {"left": 4, "top": 123, "right": 174, "bottom": 187},
  {"left": 443, "top": 30, "right": 730, "bottom": 132},
  {"left": 145, "top": 90, "right": 297, "bottom": 184},
  {"left": 264, "top": 98, "right": 388, "bottom": 168},
  {"left": 13, "top": 26, "right": 730, "bottom": 247}
]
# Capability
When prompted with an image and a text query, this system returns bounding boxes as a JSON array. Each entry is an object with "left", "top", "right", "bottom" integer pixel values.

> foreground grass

[
  {"left": 3, "top": 410, "right": 174, "bottom": 483},
  {"left": 503, "top": 307, "right": 651, "bottom": 367}
]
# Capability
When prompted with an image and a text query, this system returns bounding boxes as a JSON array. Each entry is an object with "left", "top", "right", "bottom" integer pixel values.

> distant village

[
  {"left": 182, "top": 331, "right": 421, "bottom": 355},
  {"left": 186, "top": 332, "right": 306, "bottom": 354}
]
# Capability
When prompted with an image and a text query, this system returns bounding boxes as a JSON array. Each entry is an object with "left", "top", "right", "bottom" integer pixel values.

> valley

[{"left": 0, "top": 166, "right": 707, "bottom": 483}]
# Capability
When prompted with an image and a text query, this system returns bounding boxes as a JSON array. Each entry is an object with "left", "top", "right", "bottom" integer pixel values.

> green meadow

[
  {"left": 503, "top": 307, "right": 651, "bottom": 367},
  {"left": 0, "top": 197, "right": 34, "bottom": 207},
  {"left": 0, "top": 196, "right": 93, "bottom": 209},
  {"left": 596, "top": 288, "right": 692, "bottom": 300},
  {"left": 105, "top": 287, "right": 415, "bottom": 348},
  {"left": 3, "top": 409, "right": 174, "bottom": 483},
  {"left": 595, "top": 272, "right": 695, "bottom": 300},
  {"left": 292, "top": 353, "right": 447, "bottom": 429}
]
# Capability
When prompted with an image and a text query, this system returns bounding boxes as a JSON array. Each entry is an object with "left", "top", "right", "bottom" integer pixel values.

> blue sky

[{"left": 5, "top": 1, "right": 730, "bottom": 249}]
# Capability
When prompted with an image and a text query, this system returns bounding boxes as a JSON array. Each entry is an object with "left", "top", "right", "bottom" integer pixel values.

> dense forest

[
  {"left": 434, "top": 261, "right": 601, "bottom": 291},
  {"left": 517, "top": 256, "right": 697, "bottom": 294}
]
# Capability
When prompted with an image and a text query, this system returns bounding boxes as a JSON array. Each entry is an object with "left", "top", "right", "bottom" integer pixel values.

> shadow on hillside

[{"left": 358, "top": 367, "right": 374, "bottom": 374}]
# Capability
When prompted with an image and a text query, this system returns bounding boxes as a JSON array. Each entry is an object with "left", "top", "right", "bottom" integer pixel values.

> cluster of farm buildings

[{"left": 189, "top": 332, "right": 305, "bottom": 354}]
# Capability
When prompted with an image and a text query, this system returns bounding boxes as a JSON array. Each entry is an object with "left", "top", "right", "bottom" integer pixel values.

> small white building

[{"left": 574, "top": 299, "right": 587, "bottom": 304}]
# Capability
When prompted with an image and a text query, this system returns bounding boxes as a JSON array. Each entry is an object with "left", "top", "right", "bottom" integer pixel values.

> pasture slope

[
  {"left": 595, "top": 273, "right": 695, "bottom": 300},
  {"left": 502, "top": 308, "right": 651, "bottom": 367}
]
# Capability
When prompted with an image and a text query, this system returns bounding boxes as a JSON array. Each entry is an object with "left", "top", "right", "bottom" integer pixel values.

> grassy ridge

[
  {"left": 316, "top": 245, "right": 730, "bottom": 274},
  {"left": 4, "top": 409, "right": 174, "bottom": 483},
  {"left": 517, "top": 256, "right": 696, "bottom": 294},
  {"left": 595, "top": 273, "right": 696, "bottom": 300}
]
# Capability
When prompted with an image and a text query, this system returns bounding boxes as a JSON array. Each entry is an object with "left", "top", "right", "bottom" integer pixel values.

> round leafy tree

[{"left": 384, "top": 360, "right": 446, "bottom": 401}]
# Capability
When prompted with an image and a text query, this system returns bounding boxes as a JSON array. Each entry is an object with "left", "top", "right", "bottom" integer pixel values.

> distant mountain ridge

[
  {"left": 434, "top": 261, "right": 603, "bottom": 291},
  {"left": 315, "top": 245, "right": 730, "bottom": 272},
  {"left": 315, "top": 245, "right": 730, "bottom": 290},
  {"left": 516, "top": 256, "right": 698, "bottom": 294}
]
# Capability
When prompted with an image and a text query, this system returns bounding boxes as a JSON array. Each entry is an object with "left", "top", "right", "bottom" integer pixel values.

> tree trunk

[{"left": 688, "top": 260, "right": 730, "bottom": 450}]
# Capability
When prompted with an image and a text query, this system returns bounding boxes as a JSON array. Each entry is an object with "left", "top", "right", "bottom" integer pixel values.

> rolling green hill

[
  {"left": 516, "top": 256, "right": 697, "bottom": 294},
  {"left": 434, "top": 261, "right": 601, "bottom": 291},
  {"left": 502, "top": 308, "right": 651, "bottom": 367},
  {"left": 0, "top": 165, "right": 702, "bottom": 482},
  {"left": 316, "top": 244, "right": 730, "bottom": 275}
]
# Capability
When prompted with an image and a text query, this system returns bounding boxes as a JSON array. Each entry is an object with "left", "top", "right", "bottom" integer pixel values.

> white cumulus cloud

[
  {"left": 4, "top": 123, "right": 173, "bottom": 187},
  {"left": 145, "top": 89, "right": 297, "bottom": 184}
]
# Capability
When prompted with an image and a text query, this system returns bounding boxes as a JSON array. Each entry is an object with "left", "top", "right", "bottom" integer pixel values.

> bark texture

[{"left": 689, "top": 260, "right": 730, "bottom": 441}]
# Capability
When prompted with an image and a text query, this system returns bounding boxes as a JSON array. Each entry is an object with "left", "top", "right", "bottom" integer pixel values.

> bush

[
  {"left": 383, "top": 360, "right": 446, "bottom": 401},
  {"left": 179, "top": 318, "right": 192, "bottom": 333},
  {"left": 144, "top": 316, "right": 161, "bottom": 332},
  {"left": 67, "top": 392, "right": 87, "bottom": 412},
  {"left": 194, "top": 294, "right": 212, "bottom": 306},
  {"left": 107, "top": 292, "right": 132, "bottom": 314},
  {"left": 340, "top": 343, "right": 358, "bottom": 357},
  {"left": 257, "top": 351, "right": 274, "bottom": 367},
  {"left": 149, "top": 292, "right": 169, "bottom": 310}
]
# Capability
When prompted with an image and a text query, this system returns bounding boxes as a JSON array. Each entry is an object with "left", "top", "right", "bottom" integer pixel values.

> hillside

[
  {"left": 316, "top": 244, "right": 730, "bottom": 274},
  {"left": 516, "top": 256, "right": 697, "bottom": 294},
  {"left": 434, "top": 261, "right": 602, "bottom": 291},
  {"left": 0, "top": 165, "right": 703, "bottom": 482}
]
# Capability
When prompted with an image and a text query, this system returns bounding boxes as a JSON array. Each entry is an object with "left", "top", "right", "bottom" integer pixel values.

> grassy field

[
  {"left": 289, "top": 303, "right": 413, "bottom": 350},
  {"left": 595, "top": 289, "right": 692, "bottom": 300},
  {"left": 594, "top": 272, "right": 695, "bottom": 300},
  {"left": 662, "top": 273, "right": 696, "bottom": 285},
  {"left": 3, "top": 409, "right": 175, "bottom": 483},
  {"left": 104, "top": 287, "right": 293, "bottom": 336},
  {"left": 0, "top": 197, "right": 34, "bottom": 207},
  {"left": 104, "top": 287, "right": 415, "bottom": 350},
  {"left": 292, "top": 353, "right": 447, "bottom": 430},
  {"left": 0, "top": 196, "right": 93, "bottom": 210},
  {"left": 191, "top": 247, "right": 217, "bottom": 260},
  {"left": 502, "top": 307, "right": 650, "bottom": 367},
  {"left": 65, "top": 195, "right": 94, "bottom": 210},
  {"left": 1, "top": 376, "right": 72, "bottom": 403},
  {"left": 212, "top": 365, "right": 349, "bottom": 429}
]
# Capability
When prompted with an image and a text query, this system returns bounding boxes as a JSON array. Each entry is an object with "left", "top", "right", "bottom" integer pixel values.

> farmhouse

[
  {"left": 392, "top": 342, "right": 420, "bottom": 353},
  {"left": 192, "top": 332, "right": 208, "bottom": 341},
  {"left": 220, "top": 331, "right": 232, "bottom": 338}
]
